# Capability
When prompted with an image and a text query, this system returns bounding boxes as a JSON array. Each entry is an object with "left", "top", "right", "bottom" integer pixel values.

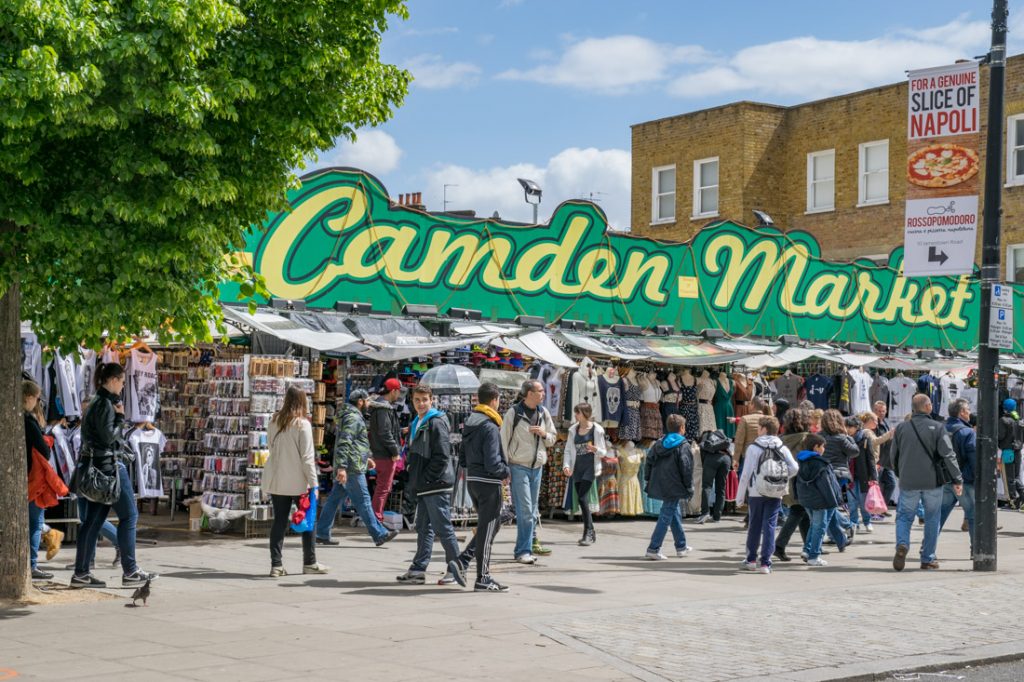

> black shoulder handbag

[
  {"left": 908, "top": 420, "right": 952, "bottom": 486},
  {"left": 74, "top": 445, "right": 121, "bottom": 505}
]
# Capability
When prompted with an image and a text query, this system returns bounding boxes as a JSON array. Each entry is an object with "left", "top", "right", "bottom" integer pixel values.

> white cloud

[
  {"left": 498, "top": 35, "right": 710, "bottom": 94},
  {"left": 402, "top": 26, "right": 459, "bottom": 37},
  {"left": 422, "top": 147, "right": 631, "bottom": 229},
  {"left": 313, "top": 130, "right": 402, "bottom": 176},
  {"left": 668, "top": 17, "right": 994, "bottom": 100},
  {"left": 404, "top": 54, "right": 482, "bottom": 89}
]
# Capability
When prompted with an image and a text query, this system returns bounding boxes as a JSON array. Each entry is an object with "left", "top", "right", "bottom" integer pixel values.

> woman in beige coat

[{"left": 264, "top": 385, "right": 328, "bottom": 577}]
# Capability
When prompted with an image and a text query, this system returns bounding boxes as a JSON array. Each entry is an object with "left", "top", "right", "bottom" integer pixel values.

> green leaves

[{"left": 0, "top": 0, "right": 409, "bottom": 350}]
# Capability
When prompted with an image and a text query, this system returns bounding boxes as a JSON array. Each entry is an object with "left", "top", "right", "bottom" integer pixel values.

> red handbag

[{"left": 725, "top": 469, "right": 739, "bottom": 502}]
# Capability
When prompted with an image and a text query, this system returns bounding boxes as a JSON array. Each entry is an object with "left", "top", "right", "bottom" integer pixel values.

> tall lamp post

[
  {"left": 517, "top": 178, "right": 542, "bottom": 224},
  {"left": 975, "top": 0, "right": 1008, "bottom": 572}
]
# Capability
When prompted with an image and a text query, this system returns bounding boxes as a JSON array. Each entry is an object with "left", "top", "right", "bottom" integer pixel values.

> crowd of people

[{"left": 24, "top": 368, "right": 1001, "bottom": 591}]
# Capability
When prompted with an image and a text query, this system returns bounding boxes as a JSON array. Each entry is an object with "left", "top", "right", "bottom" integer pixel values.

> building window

[
  {"left": 651, "top": 165, "right": 675, "bottom": 223},
  {"left": 1007, "top": 114, "right": 1024, "bottom": 186},
  {"left": 1008, "top": 244, "right": 1024, "bottom": 283},
  {"left": 858, "top": 140, "right": 889, "bottom": 206},
  {"left": 806, "top": 149, "right": 835, "bottom": 212},
  {"left": 693, "top": 157, "right": 719, "bottom": 218}
]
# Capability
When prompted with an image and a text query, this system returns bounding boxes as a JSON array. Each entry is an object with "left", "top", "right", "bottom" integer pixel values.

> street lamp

[{"left": 517, "top": 178, "right": 542, "bottom": 224}]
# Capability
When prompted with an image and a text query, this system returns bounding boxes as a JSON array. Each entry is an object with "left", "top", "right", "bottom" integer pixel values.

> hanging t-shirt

[
  {"left": 869, "top": 374, "right": 890, "bottom": 411},
  {"left": 887, "top": 375, "right": 917, "bottom": 421},
  {"left": 939, "top": 375, "right": 966, "bottom": 416},
  {"left": 804, "top": 374, "right": 833, "bottom": 410},
  {"left": 961, "top": 386, "right": 979, "bottom": 413},
  {"left": 833, "top": 373, "right": 851, "bottom": 414},
  {"left": 101, "top": 347, "right": 120, "bottom": 365},
  {"left": 53, "top": 351, "right": 82, "bottom": 419},
  {"left": 599, "top": 373, "right": 625, "bottom": 426},
  {"left": 1007, "top": 376, "right": 1024, "bottom": 402},
  {"left": 21, "top": 332, "right": 44, "bottom": 387},
  {"left": 47, "top": 423, "right": 77, "bottom": 486},
  {"left": 77, "top": 348, "right": 98, "bottom": 406},
  {"left": 848, "top": 368, "right": 872, "bottom": 414},
  {"left": 539, "top": 364, "right": 562, "bottom": 416},
  {"left": 125, "top": 349, "right": 159, "bottom": 422},
  {"left": 771, "top": 373, "right": 803, "bottom": 404},
  {"left": 917, "top": 374, "right": 941, "bottom": 416},
  {"left": 129, "top": 427, "right": 167, "bottom": 498}
]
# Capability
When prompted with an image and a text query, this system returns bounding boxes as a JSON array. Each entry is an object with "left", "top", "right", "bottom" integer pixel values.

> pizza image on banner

[{"left": 907, "top": 142, "right": 979, "bottom": 188}]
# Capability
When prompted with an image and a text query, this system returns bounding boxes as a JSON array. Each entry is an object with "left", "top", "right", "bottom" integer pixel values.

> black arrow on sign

[{"left": 928, "top": 246, "right": 949, "bottom": 266}]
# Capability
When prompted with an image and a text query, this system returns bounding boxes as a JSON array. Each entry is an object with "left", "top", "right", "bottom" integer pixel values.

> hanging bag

[
  {"left": 73, "top": 447, "right": 121, "bottom": 506},
  {"left": 725, "top": 468, "right": 739, "bottom": 502},
  {"left": 865, "top": 481, "right": 888, "bottom": 515}
]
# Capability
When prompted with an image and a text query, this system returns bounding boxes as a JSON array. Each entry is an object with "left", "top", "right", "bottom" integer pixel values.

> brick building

[{"left": 631, "top": 53, "right": 1024, "bottom": 280}]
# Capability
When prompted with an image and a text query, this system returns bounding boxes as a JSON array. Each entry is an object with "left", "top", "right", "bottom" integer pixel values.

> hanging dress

[
  {"left": 618, "top": 379, "right": 643, "bottom": 442},
  {"left": 660, "top": 375, "right": 681, "bottom": 432},
  {"left": 640, "top": 376, "right": 663, "bottom": 441},
  {"left": 714, "top": 374, "right": 736, "bottom": 438},
  {"left": 617, "top": 446, "right": 644, "bottom": 516},
  {"left": 696, "top": 374, "right": 717, "bottom": 435},
  {"left": 732, "top": 374, "right": 754, "bottom": 418},
  {"left": 598, "top": 455, "right": 620, "bottom": 516},
  {"left": 679, "top": 375, "right": 700, "bottom": 441}
]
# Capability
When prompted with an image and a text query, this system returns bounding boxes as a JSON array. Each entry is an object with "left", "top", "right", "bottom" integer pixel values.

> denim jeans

[
  {"left": 745, "top": 497, "right": 781, "bottom": 566},
  {"left": 74, "top": 462, "right": 137, "bottom": 576},
  {"left": 847, "top": 486, "right": 872, "bottom": 526},
  {"left": 879, "top": 468, "right": 898, "bottom": 505},
  {"left": 510, "top": 465, "right": 542, "bottom": 558},
  {"left": 409, "top": 492, "right": 460, "bottom": 573},
  {"left": 940, "top": 483, "right": 975, "bottom": 551},
  {"left": 895, "top": 487, "right": 944, "bottom": 564},
  {"left": 29, "top": 502, "right": 44, "bottom": 569},
  {"left": 316, "top": 473, "right": 389, "bottom": 543},
  {"left": 77, "top": 496, "right": 118, "bottom": 547},
  {"left": 647, "top": 498, "right": 688, "bottom": 553},
  {"left": 803, "top": 507, "right": 845, "bottom": 560}
]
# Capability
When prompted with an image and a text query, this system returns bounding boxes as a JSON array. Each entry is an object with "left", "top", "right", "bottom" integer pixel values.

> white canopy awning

[
  {"left": 492, "top": 331, "right": 577, "bottom": 369},
  {"left": 221, "top": 307, "right": 362, "bottom": 351}
]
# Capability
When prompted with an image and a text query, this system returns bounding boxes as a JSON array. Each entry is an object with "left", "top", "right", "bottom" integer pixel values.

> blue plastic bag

[{"left": 290, "top": 488, "right": 318, "bottom": 533}]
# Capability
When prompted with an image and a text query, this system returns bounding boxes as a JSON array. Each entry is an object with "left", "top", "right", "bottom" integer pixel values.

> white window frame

[
  {"left": 1007, "top": 243, "right": 1024, "bottom": 282},
  {"left": 651, "top": 164, "right": 676, "bottom": 224},
  {"left": 806, "top": 149, "right": 835, "bottom": 214},
  {"left": 692, "top": 156, "right": 719, "bottom": 219},
  {"left": 1006, "top": 114, "right": 1024, "bottom": 186},
  {"left": 857, "top": 139, "right": 889, "bottom": 207}
]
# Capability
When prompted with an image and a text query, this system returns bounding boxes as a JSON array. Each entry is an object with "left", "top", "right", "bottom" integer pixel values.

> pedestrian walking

[
  {"left": 24, "top": 381, "right": 56, "bottom": 581},
  {"left": 462, "top": 382, "right": 511, "bottom": 592},
  {"left": 264, "top": 385, "right": 328, "bottom": 577},
  {"left": 849, "top": 414, "right": 880, "bottom": 533},
  {"left": 562, "top": 403, "right": 607, "bottom": 546},
  {"left": 773, "top": 408, "right": 812, "bottom": 562},
  {"left": 891, "top": 394, "right": 962, "bottom": 571},
  {"left": 644, "top": 414, "right": 694, "bottom": 560},
  {"left": 736, "top": 416, "right": 798, "bottom": 574},
  {"left": 795, "top": 433, "right": 844, "bottom": 567},
  {"left": 316, "top": 390, "right": 398, "bottom": 547},
  {"left": 821, "top": 409, "right": 857, "bottom": 544},
  {"left": 998, "top": 399, "right": 1024, "bottom": 509},
  {"left": 940, "top": 398, "right": 976, "bottom": 556},
  {"left": 368, "top": 378, "right": 403, "bottom": 522},
  {"left": 873, "top": 401, "right": 897, "bottom": 508},
  {"left": 501, "top": 379, "right": 556, "bottom": 564},
  {"left": 396, "top": 385, "right": 466, "bottom": 587}
]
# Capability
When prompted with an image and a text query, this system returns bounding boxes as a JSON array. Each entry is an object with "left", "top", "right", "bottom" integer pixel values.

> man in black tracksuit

[{"left": 461, "top": 382, "right": 510, "bottom": 592}]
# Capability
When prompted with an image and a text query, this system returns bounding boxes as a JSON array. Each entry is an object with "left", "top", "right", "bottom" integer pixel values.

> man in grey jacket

[
  {"left": 891, "top": 393, "right": 963, "bottom": 571},
  {"left": 501, "top": 379, "right": 556, "bottom": 564}
]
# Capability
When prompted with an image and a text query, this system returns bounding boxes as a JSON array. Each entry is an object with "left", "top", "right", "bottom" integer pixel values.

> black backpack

[{"left": 698, "top": 430, "right": 730, "bottom": 455}]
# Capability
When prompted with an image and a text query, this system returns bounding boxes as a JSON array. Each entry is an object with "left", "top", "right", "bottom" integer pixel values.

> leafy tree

[{"left": 0, "top": 0, "right": 409, "bottom": 599}]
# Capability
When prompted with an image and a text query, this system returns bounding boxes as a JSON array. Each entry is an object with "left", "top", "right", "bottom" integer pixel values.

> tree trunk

[{"left": 0, "top": 278, "right": 30, "bottom": 600}]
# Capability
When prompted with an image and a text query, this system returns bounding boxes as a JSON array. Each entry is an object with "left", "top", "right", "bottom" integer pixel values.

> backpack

[
  {"left": 698, "top": 430, "right": 730, "bottom": 455},
  {"left": 752, "top": 442, "right": 790, "bottom": 498}
]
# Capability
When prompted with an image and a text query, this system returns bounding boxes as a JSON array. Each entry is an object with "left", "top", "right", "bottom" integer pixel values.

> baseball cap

[
  {"left": 384, "top": 378, "right": 402, "bottom": 392},
  {"left": 1004, "top": 398, "right": 1017, "bottom": 412},
  {"left": 348, "top": 389, "right": 369, "bottom": 404}
]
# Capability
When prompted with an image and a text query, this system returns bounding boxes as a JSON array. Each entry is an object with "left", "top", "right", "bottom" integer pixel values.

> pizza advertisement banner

[{"left": 903, "top": 61, "right": 981, "bottom": 277}]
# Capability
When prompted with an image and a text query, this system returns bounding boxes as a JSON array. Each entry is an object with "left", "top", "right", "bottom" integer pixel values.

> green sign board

[{"left": 222, "top": 168, "right": 1013, "bottom": 352}]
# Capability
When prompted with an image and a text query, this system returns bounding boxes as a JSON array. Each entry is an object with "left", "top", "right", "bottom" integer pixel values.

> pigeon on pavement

[{"left": 131, "top": 579, "right": 151, "bottom": 607}]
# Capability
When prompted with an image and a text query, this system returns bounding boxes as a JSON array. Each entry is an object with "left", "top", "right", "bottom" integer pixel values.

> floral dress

[
  {"left": 679, "top": 380, "right": 700, "bottom": 441},
  {"left": 618, "top": 380, "right": 643, "bottom": 442}
]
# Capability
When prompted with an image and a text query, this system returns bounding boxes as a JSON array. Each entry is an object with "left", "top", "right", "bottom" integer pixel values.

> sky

[{"left": 309, "top": 1, "right": 1024, "bottom": 230}]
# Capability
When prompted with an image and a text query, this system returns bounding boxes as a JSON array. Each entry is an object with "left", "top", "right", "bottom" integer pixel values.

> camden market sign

[{"left": 222, "top": 168, "right": 1012, "bottom": 352}]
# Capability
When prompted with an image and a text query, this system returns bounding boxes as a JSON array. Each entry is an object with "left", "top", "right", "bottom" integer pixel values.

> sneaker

[
  {"left": 438, "top": 573, "right": 457, "bottom": 585},
  {"left": 708, "top": 517, "right": 721, "bottom": 523},
  {"left": 806, "top": 558, "right": 828, "bottom": 567},
  {"left": 758, "top": 565, "right": 772, "bottom": 574},
  {"left": 920, "top": 560, "right": 940, "bottom": 570},
  {"left": 42, "top": 528, "right": 64, "bottom": 561},
  {"left": 676, "top": 547, "right": 692, "bottom": 557},
  {"left": 863, "top": 524, "right": 874, "bottom": 534},
  {"left": 577, "top": 536, "right": 592, "bottom": 546},
  {"left": 645, "top": 551, "right": 667, "bottom": 561},
  {"left": 302, "top": 563, "right": 329, "bottom": 575},
  {"left": 516, "top": 554, "right": 537, "bottom": 565},
  {"left": 893, "top": 544, "right": 909, "bottom": 572},
  {"left": 396, "top": 571, "right": 426, "bottom": 584},
  {"left": 123, "top": 570, "right": 159, "bottom": 587},
  {"left": 531, "top": 542, "right": 552, "bottom": 556},
  {"left": 70, "top": 574, "right": 106, "bottom": 589},
  {"left": 269, "top": 566, "right": 287, "bottom": 578},
  {"left": 474, "top": 576, "right": 509, "bottom": 592},
  {"left": 742, "top": 561, "right": 758, "bottom": 571},
  {"left": 447, "top": 559, "right": 467, "bottom": 587},
  {"left": 375, "top": 529, "right": 399, "bottom": 547},
  {"left": 823, "top": 537, "right": 835, "bottom": 545},
  {"left": 695, "top": 514, "right": 711, "bottom": 525},
  {"left": 773, "top": 548, "right": 791, "bottom": 562},
  {"left": 800, "top": 551, "right": 810, "bottom": 562},
  {"left": 315, "top": 537, "right": 340, "bottom": 546},
  {"left": 31, "top": 568, "right": 54, "bottom": 580}
]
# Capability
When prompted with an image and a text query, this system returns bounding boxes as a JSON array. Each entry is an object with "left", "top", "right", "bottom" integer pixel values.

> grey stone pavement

[{"left": 4, "top": 505, "right": 1024, "bottom": 682}]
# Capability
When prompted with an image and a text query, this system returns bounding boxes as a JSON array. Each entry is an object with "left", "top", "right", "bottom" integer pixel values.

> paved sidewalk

[{"left": 3, "top": 505, "right": 1024, "bottom": 681}]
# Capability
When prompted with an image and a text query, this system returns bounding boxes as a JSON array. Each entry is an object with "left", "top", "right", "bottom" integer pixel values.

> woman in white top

[
  {"left": 562, "top": 403, "right": 608, "bottom": 546},
  {"left": 264, "top": 385, "right": 327, "bottom": 577}
]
